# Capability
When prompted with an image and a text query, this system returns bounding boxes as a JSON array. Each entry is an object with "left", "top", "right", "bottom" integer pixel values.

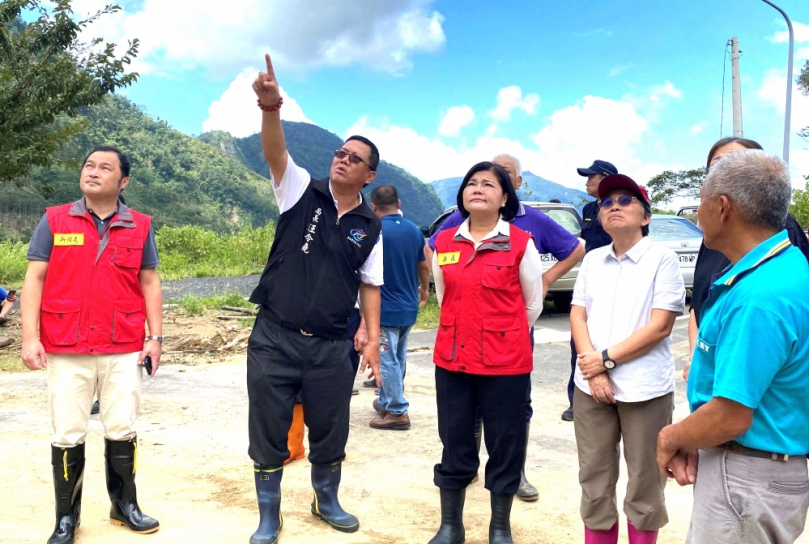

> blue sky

[{"left": 66, "top": 0, "right": 809, "bottom": 198}]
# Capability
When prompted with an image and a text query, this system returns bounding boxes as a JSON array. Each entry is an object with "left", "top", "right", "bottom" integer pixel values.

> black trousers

[
  {"left": 433, "top": 366, "right": 530, "bottom": 495},
  {"left": 247, "top": 311, "right": 353, "bottom": 467}
]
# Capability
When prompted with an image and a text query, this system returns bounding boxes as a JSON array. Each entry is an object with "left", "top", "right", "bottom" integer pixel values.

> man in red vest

[{"left": 21, "top": 146, "right": 162, "bottom": 544}]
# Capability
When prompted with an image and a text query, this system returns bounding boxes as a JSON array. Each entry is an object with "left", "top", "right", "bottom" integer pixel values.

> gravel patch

[{"left": 161, "top": 275, "right": 260, "bottom": 301}]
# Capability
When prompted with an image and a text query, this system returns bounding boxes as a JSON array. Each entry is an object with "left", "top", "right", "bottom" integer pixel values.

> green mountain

[
  {"left": 203, "top": 122, "right": 444, "bottom": 228},
  {"left": 2, "top": 96, "right": 278, "bottom": 239}
]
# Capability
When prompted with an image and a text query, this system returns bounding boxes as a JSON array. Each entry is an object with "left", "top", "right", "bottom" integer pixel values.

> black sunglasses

[
  {"left": 598, "top": 194, "right": 640, "bottom": 209},
  {"left": 334, "top": 149, "right": 373, "bottom": 170}
]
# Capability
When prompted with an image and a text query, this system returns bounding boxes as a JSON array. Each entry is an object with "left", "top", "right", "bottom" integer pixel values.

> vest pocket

[
  {"left": 435, "top": 312, "right": 457, "bottom": 361},
  {"left": 482, "top": 262, "right": 515, "bottom": 291},
  {"left": 112, "top": 299, "right": 145, "bottom": 344},
  {"left": 482, "top": 315, "right": 524, "bottom": 366},
  {"left": 114, "top": 245, "right": 143, "bottom": 268},
  {"left": 41, "top": 300, "right": 81, "bottom": 346}
]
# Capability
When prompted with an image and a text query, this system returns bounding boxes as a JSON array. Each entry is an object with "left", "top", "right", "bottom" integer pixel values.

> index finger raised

[{"left": 264, "top": 53, "right": 276, "bottom": 77}]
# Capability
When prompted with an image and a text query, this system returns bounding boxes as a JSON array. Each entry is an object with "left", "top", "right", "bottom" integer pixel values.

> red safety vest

[
  {"left": 433, "top": 224, "right": 534, "bottom": 376},
  {"left": 40, "top": 199, "right": 151, "bottom": 354}
]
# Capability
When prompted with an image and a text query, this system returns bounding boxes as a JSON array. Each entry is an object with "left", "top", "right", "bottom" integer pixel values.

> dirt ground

[{"left": 1, "top": 311, "right": 807, "bottom": 544}]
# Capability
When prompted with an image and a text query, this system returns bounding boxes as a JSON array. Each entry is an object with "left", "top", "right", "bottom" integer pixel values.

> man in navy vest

[{"left": 246, "top": 54, "right": 383, "bottom": 544}]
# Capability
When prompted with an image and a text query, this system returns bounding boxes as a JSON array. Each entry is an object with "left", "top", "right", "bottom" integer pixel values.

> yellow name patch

[
  {"left": 437, "top": 251, "right": 461, "bottom": 266},
  {"left": 54, "top": 233, "right": 84, "bottom": 246}
]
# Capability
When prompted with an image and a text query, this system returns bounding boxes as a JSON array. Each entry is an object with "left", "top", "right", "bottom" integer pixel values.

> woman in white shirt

[{"left": 570, "top": 174, "right": 685, "bottom": 544}]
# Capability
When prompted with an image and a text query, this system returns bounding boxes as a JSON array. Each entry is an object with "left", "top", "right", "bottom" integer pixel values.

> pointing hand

[{"left": 252, "top": 53, "right": 281, "bottom": 108}]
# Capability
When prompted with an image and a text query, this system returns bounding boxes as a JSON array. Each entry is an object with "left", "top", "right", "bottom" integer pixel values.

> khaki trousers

[
  {"left": 686, "top": 447, "right": 809, "bottom": 544},
  {"left": 47, "top": 352, "right": 142, "bottom": 447},
  {"left": 573, "top": 387, "right": 674, "bottom": 531}
]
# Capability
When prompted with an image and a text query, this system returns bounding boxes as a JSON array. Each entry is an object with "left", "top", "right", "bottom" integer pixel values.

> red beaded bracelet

[{"left": 257, "top": 97, "right": 284, "bottom": 112}]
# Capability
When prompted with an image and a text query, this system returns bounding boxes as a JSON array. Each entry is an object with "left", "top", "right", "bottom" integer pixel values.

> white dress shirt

[
  {"left": 270, "top": 153, "right": 384, "bottom": 286},
  {"left": 572, "top": 236, "right": 686, "bottom": 402},
  {"left": 432, "top": 218, "right": 544, "bottom": 326}
]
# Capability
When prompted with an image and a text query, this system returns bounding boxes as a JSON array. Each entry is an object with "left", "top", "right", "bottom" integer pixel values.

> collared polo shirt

[
  {"left": 688, "top": 230, "right": 809, "bottom": 456},
  {"left": 428, "top": 203, "right": 580, "bottom": 261},
  {"left": 572, "top": 236, "right": 686, "bottom": 402}
]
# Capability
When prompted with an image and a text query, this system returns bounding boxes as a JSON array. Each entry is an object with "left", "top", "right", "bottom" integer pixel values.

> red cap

[{"left": 597, "top": 174, "right": 649, "bottom": 204}]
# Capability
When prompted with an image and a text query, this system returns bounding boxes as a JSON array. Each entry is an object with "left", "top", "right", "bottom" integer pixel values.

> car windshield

[
  {"left": 541, "top": 209, "right": 581, "bottom": 236},
  {"left": 649, "top": 217, "right": 702, "bottom": 239}
]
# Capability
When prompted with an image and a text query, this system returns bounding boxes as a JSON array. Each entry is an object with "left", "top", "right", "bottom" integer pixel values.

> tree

[
  {"left": 798, "top": 61, "right": 809, "bottom": 145},
  {"left": 789, "top": 177, "right": 809, "bottom": 229},
  {"left": 0, "top": 0, "right": 139, "bottom": 182},
  {"left": 646, "top": 167, "right": 705, "bottom": 206}
]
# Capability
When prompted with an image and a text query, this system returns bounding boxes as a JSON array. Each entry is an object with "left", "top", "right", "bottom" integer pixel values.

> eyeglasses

[
  {"left": 598, "top": 195, "right": 640, "bottom": 208},
  {"left": 334, "top": 149, "right": 373, "bottom": 170}
]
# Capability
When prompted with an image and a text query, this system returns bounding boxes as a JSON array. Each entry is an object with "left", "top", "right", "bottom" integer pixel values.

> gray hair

[
  {"left": 493, "top": 154, "right": 522, "bottom": 175},
  {"left": 702, "top": 149, "right": 791, "bottom": 231}
]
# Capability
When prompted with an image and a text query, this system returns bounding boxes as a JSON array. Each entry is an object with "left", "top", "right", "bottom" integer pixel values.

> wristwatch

[
  {"left": 602, "top": 349, "right": 616, "bottom": 370},
  {"left": 146, "top": 335, "right": 164, "bottom": 343}
]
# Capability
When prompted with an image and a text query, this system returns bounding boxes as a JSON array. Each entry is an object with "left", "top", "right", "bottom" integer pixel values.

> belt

[
  {"left": 257, "top": 307, "right": 330, "bottom": 339},
  {"left": 717, "top": 441, "right": 790, "bottom": 461}
]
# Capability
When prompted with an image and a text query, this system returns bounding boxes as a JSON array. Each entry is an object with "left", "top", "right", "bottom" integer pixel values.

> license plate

[
  {"left": 679, "top": 253, "right": 697, "bottom": 264},
  {"left": 540, "top": 254, "right": 558, "bottom": 263}
]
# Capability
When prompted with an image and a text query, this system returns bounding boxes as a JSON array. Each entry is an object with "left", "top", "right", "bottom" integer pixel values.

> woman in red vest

[{"left": 428, "top": 161, "right": 544, "bottom": 544}]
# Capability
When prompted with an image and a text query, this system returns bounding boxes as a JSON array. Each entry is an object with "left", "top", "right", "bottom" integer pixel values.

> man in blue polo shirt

[
  {"left": 427, "top": 154, "right": 585, "bottom": 502},
  {"left": 369, "top": 185, "right": 430, "bottom": 431},
  {"left": 656, "top": 150, "right": 809, "bottom": 544}
]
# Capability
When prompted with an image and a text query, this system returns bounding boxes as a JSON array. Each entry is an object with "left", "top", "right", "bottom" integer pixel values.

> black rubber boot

[
  {"left": 105, "top": 437, "right": 160, "bottom": 534},
  {"left": 516, "top": 423, "right": 538, "bottom": 502},
  {"left": 251, "top": 466, "right": 283, "bottom": 544},
  {"left": 310, "top": 461, "right": 359, "bottom": 533},
  {"left": 489, "top": 493, "right": 514, "bottom": 544},
  {"left": 428, "top": 488, "right": 466, "bottom": 544},
  {"left": 48, "top": 444, "right": 85, "bottom": 544}
]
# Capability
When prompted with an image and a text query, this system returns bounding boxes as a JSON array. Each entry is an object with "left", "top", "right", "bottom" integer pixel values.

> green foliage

[
  {"left": 789, "top": 178, "right": 809, "bottom": 229},
  {"left": 2, "top": 95, "right": 281, "bottom": 238},
  {"left": 220, "top": 121, "right": 444, "bottom": 228},
  {"left": 177, "top": 292, "right": 254, "bottom": 316},
  {"left": 0, "top": 0, "right": 139, "bottom": 182},
  {"left": 0, "top": 240, "right": 28, "bottom": 285},
  {"left": 646, "top": 168, "right": 705, "bottom": 205},
  {"left": 0, "top": 223, "right": 275, "bottom": 286},
  {"left": 799, "top": 61, "right": 809, "bottom": 145},
  {"left": 415, "top": 293, "right": 440, "bottom": 329},
  {"left": 155, "top": 223, "right": 274, "bottom": 281}
]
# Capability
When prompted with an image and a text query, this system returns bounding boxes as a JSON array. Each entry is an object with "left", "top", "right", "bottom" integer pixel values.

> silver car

[{"left": 648, "top": 214, "right": 703, "bottom": 290}]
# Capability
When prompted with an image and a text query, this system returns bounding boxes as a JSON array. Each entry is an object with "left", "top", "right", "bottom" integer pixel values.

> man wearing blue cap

[{"left": 560, "top": 160, "right": 619, "bottom": 422}]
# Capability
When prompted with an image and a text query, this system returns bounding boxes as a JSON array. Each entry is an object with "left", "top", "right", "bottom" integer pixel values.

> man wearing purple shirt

[{"left": 427, "top": 154, "right": 585, "bottom": 502}]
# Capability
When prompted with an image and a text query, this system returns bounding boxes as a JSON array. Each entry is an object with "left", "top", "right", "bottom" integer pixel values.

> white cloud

[
  {"left": 490, "top": 86, "right": 540, "bottom": 122},
  {"left": 608, "top": 64, "right": 631, "bottom": 77},
  {"left": 650, "top": 81, "right": 683, "bottom": 101},
  {"left": 202, "top": 69, "right": 312, "bottom": 138},
  {"left": 756, "top": 68, "right": 809, "bottom": 186},
  {"left": 438, "top": 106, "right": 475, "bottom": 137},
  {"left": 345, "top": 85, "right": 677, "bottom": 188},
  {"left": 72, "top": 0, "right": 446, "bottom": 76},
  {"left": 689, "top": 122, "right": 707, "bottom": 135},
  {"left": 770, "top": 21, "right": 809, "bottom": 44}
]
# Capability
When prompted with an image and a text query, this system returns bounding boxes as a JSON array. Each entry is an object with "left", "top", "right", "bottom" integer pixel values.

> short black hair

[
  {"left": 549, "top": 198, "right": 561, "bottom": 203},
  {"left": 371, "top": 185, "right": 398, "bottom": 208},
  {"left": 456, "top": 162, "right": 520, "bottom": 222},
  {"left": 82, "top": 146, "right": 130, "bottom": 179},
  {"left": 344, "top": 135, "right": 379, "bottom": 171}
]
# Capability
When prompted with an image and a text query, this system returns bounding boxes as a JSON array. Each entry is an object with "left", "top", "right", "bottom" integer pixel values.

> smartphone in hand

[{"left": 143, "top": 355, "right": 153, "bottom": 376}]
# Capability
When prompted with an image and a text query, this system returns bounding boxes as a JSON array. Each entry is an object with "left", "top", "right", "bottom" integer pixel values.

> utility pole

[
  {"left": 760, "top": 0, "right": 793, "bottom": 165},
  {"left": 730, "top": 37, "right": 743, "bottom": 138}
]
